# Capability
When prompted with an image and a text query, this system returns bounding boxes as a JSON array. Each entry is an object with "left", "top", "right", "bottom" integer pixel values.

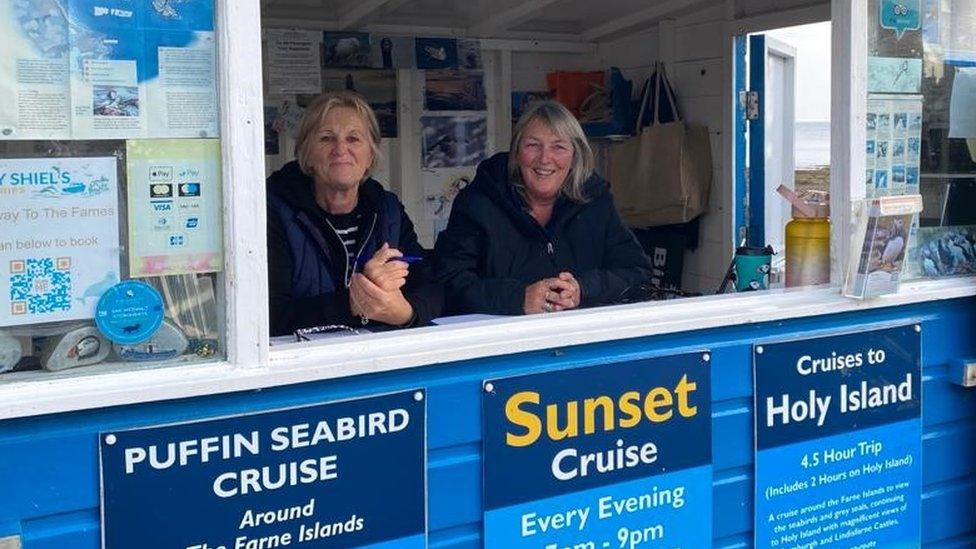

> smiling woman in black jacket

[
  {"left": 434, "top": 101, "right": 651, "bottom": 316},
  {"left": 267, "top": 91, "right": 441, "bottom": 336}
]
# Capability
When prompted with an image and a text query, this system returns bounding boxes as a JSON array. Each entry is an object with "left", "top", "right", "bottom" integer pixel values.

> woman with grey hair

[
  {"left": 266, "top": 91, "right": 441, "bottom": 336},
  {"left": 434, "top": 100, "right": 650, "bottom": 315}
]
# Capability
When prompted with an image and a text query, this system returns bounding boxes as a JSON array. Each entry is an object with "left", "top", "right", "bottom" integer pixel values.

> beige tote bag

[{"left": 609, "top": 62, "right": 713, "bottom": 227}]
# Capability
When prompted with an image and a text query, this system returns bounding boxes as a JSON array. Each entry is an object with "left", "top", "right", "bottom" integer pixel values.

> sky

[{"left": 766, "top": 21, "right": 831, "bottom": 122}]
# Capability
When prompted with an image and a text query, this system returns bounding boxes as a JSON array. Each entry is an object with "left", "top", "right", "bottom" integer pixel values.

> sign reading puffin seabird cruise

[
  {"left": 753, "top": 325, "right": 922, "bottom": 548},
  {"left": 100, "top": 391, "right": 426, "bottom": 548}
]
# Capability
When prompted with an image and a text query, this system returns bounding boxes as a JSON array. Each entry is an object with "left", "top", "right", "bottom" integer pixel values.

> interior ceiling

[{"left": 260, "top": 0, "right": 722, "bottom": 42}]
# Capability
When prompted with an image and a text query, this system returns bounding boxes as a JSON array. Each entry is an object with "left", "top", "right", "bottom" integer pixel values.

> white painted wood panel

[
  {"left": 598, "top": 28, "right": 661, "bottom": 72},
  {"left": 670, "top": 58, "right": 725, "bottom": 98},
  {"left": 673, "top": 20, "right": 726, "bottom": 62},
  {"left": 220, "top": 0, "right": 269, "bottom": 368},
  {"left": 679, "top": 95, "right": 724, "bottom": 127},
  {"left": 511, "top": 51, "right": 602, "bottom": 90}
]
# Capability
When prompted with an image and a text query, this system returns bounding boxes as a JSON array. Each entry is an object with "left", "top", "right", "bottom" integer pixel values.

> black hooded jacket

[
  {"left": 433, "top": 152, "right": 651, "bottom": 315},
  {"left": 267, "top": 161, "right": 442, "bottom": 336}
]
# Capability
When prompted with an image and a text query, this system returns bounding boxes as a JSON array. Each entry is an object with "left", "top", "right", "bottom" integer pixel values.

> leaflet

[
  {"left": 146, "top": 30, "right": 218, "bottom": 137},
  {"left": 2, "top": 0, "right": 217, "bottom": 140},
  {"left": 265, "top": 29, "right": 322, "bottom": 95},
  {"left": 948, "top": 67, "right": 976, "bottom": 139},
  {"left": 0, "top": 156, "right": 121, "bottom": 327},
  {"left": 126, "top": 139, "right": 223, "bottom": 277},
  {"left": 69, "top": 16, "right": 146, "bottom": 139}
]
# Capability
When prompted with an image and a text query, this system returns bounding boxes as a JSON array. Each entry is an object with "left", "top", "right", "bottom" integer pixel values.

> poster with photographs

[
  {"left": 416, "top": 37, "right": 458, "bottom": 69},
  {"left": 457, "top": 39, "right": 483, "bottom": 69},
  {"left": 425, "top": 71, "right": 486, "bottom": 111},
  {"left": 422, "top": 168, "right": 474, "bottom": 239},
  {"left": 866, "top": 95, "right": 923, "bottom": 198},
  {"left": 907, "top": 225, "right": 976, "bottom": 278},
  {"left": 421, "top": 115, "right": 487, "bottom": 168},
  {"left": 370, "top": 35, "right": 416, "bottom": 69},
  {"left": 322, "top": 32, "right": 371, "bottom": 68},
  {"left": 319, "top": 69, "right": 397, "bottom": 137}
]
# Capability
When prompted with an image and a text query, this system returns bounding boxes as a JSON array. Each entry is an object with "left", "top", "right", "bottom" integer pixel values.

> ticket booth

[{"left": 1, "top": 1, "right": 974, "bottom": 548}]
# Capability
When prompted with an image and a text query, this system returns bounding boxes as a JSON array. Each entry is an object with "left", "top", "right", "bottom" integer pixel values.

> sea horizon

[{"left": 795, "top": 120, "right": 830, "bottom": 169}]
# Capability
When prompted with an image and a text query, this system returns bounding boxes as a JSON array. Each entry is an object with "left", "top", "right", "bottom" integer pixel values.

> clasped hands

[
  {"left": 524, "top": 272, "right": 581, "bottom": 315},
  {"left": 349, "top": 243, "right": 414, "bottom": 326}
]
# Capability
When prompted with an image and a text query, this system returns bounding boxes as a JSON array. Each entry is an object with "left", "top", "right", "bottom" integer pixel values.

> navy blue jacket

[
  {"left": 267, "top": 161, "right": 442, "bottom": 336},
  {"left": 433, "top": 153, "right": 651, "bottom": 315}
]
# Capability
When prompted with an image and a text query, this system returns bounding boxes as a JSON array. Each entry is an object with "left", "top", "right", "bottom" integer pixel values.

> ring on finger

[{"left": 543, "top": 302, "right": 553, "bottom": 313}]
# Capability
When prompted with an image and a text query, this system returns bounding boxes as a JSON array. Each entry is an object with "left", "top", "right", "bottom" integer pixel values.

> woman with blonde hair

[
  {"left": 267, "top": 91, "right": 441, "bottom": 335},
  {"left": 434, "top": 100, "right": 650, "bottom": 315}
]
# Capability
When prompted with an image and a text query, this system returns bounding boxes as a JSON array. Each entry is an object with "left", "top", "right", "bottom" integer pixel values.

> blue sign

[
  {"left": 95, "top": 280, "right": 165, "bottom": 344},
  {"left": 100, "top": 391, "right": 426, "bottom": 549},
  {"left": 880, "top": 0, "right": 921, "bottom": 39},
  {"left": 753, "top": 325, "right": 921, "bottom": 548},
  {"left": 483, "top": 353, "right": 712, "bottom": 548}
]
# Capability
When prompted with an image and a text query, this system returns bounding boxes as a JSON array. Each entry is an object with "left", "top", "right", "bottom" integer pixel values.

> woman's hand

[
  {"left": 361, "top": 243, "right": 409, "bottom": 291},
  {"left": 523, "top": 277, "right": 576, "bottom": 314},
  {"left": 349, "top": 273, "right": 414, "bottom": 326},
  {"left": 555, "top": 272, "right": 582, "bottom": 309}
]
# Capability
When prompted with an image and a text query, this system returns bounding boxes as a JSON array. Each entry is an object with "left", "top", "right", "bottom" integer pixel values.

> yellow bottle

[{"left": 778, "top": 186, "right": 830, "bottom": 287}]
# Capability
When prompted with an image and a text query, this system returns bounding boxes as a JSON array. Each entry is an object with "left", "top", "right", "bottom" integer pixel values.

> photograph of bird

[{"left": 880, "top": 217, "right": 906, "bottom": 269}]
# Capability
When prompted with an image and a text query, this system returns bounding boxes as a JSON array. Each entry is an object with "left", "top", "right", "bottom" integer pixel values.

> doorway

[{"left": 736, "top": 21, "right": 832, "bottom": 277}]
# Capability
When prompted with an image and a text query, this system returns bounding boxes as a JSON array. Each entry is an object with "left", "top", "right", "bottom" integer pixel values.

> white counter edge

[{"left": 1, "top": 278, "right": 973, "bottom": 420}]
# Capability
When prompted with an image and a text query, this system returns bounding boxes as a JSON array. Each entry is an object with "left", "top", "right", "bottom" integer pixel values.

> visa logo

[{"left": 151, "top": 201, "right": 173, "bottom": 212}]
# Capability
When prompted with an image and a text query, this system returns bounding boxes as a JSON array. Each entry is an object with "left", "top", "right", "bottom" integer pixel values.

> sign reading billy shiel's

[
  {"left": 483, "top": 353, "right": 712, "bottom": 548},
  {"left": 100, "top": 391, "right": 426, "bottom": 549},
  {"left": 754, "top": 325, "right": 921, "bottom": 548}
]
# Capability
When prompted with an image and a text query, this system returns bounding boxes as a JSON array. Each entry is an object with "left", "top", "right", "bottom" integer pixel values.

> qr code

[{"left": 9, "top": 257, "right": 72, "bottom": 315}]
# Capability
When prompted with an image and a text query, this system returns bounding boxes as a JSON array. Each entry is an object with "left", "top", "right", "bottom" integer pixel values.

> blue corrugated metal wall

[{"left": 1, "top": 297, "right": 974, "bottom": 548}]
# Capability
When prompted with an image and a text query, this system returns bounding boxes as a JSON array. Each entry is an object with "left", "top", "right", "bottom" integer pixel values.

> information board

[
  {"left": 0, "top": 156, "right": 120, "bottom": 327},
  {"left": 483, "top": 353, "right": 712, "bottom": 548},
  {"left": 100, "top": 391, "right": 427, "bottom": 549},
  {"left": 753, "top": 325, "right": 922, "bottom": 548}
]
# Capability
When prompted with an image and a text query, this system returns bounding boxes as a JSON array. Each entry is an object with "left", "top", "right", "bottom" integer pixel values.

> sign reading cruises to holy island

[{"left": 753, "top": 325, "right": 922, "bottom": 548}]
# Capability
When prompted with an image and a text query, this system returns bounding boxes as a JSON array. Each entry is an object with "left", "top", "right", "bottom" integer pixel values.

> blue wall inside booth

[{"left": 1, "top": 297, "right": 975, "bottom": 548}]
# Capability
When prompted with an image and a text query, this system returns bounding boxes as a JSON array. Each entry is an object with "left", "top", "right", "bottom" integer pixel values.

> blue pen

[
  {"left": 356, "top": 255, "right": 423, "bottom": 269},
  {"left": 390, "top": 256, "right": 424, "bottom": 264}
]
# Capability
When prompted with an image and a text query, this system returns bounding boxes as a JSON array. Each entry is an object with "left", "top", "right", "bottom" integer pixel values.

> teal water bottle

[{"left": 733, "top": 246, "right": 774, "bottom": 291}]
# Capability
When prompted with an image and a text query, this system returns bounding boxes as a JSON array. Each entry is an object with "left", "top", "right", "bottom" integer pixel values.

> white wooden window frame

[{"left": 0, "top": 0, "right": 973, "bottom": 421}]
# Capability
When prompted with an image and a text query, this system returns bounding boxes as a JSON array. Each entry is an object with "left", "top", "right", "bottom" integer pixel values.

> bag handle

[
  {"left": 655, "top": 62, "right": 681, "bottom": 124},
  {"left": 652, "top": 61, "right": 663, "bottom": 126},
  {"left": 633, "top": 65, "right": 653, "bottom": 134},
  {"left": 634, "top": 61, "right": 682, "bottom": 132}
]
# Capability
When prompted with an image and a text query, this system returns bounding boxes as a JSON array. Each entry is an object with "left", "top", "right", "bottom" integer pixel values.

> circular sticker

[{"left": 95, "top": 280, "right": 165, "bottom": 345}]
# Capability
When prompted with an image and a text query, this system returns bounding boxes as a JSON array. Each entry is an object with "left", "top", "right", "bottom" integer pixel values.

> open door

[{"left": 744, "top": 34, "right": 797, "bottom": 262}]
